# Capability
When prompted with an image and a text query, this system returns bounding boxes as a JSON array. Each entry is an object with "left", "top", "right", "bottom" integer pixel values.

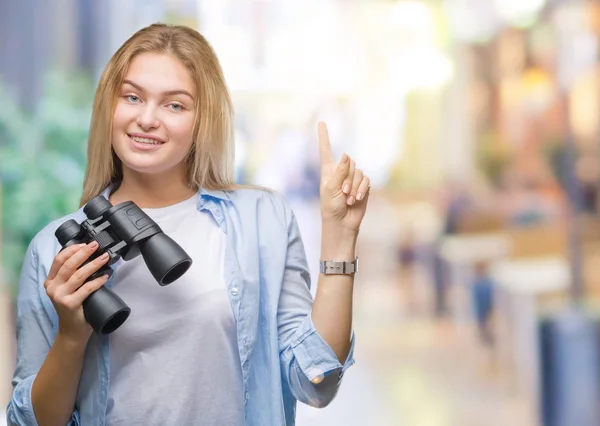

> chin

[
  {"left": 118, "top": 154, "right": 186, "bottom": 177},
  {"left": 121, "top": 160, "right": 172, "bottom": 175}
]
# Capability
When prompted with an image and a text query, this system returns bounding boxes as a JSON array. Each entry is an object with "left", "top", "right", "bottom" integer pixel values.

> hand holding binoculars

[{"left": 55, "top": 195, "right": 192, "bottom": 334}]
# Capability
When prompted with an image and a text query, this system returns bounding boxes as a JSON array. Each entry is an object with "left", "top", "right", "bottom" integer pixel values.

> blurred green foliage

[{"left": 0, "top": 71, "right": 95, "bottom": 294}]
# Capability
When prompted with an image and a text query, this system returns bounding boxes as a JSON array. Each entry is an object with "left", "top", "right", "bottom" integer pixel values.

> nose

[{"left": 136, "top": 104, "right": 160, "bottom": 131}]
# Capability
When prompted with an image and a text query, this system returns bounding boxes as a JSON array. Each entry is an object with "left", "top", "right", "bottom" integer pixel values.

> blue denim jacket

[{"left": 7, "top": 186, "right": 355, "bottom": 426}]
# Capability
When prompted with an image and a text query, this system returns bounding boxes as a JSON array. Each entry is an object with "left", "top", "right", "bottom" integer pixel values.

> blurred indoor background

[{"left": 2, "top": 0, "right": 600, "bottom": 425}]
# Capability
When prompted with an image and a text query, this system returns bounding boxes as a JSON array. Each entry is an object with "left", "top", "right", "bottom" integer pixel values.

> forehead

[{"left": 123, "top": 52, "right": 196, "bottom": 94}]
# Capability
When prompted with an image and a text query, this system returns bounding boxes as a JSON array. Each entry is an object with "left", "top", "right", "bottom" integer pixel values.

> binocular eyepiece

[{"left": 55, "top": 195, "right": 193, "bottom": 334}]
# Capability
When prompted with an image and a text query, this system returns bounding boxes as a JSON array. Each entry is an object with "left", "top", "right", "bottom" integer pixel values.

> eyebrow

[{"left": 122, "top": 79, "right": 195, "bottom": 101}]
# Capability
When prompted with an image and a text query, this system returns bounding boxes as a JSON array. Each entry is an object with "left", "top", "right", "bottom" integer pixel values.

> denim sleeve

[
  {"left": 6, "top": 239, "right": 81, "bottom": 426},
  {"left": 277, "top": 208, "right": 355, "bottom": 409}
]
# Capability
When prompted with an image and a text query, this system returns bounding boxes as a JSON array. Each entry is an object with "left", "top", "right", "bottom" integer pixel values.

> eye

[
  {"left": 167, "top": 102, "right": 184, "bottom": 112},
  {"left": 125, "top": 94, "right": 140, "bottom": 103}
]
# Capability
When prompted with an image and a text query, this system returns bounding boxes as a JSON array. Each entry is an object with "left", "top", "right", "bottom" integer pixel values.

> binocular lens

[
  {"left": 140, "top": 233, "right": 193, "bottom": 285},
  {"left": 82, "top": 286, "right": 131, "bottom": 334},
  {"left": 84, "top": 196, "right": 112, "bottom": 219},
  {"left": 55, "top": 220, "right": 83, "bottom": 246}
]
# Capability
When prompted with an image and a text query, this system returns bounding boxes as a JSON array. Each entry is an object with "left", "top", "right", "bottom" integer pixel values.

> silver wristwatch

[{"left": 319, "top": 258, "right": 358, "bottom": 275}]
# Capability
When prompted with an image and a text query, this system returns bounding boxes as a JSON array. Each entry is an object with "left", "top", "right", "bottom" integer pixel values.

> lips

[{"left": 127, "top": 133, "right": 165, "bottom": 151}]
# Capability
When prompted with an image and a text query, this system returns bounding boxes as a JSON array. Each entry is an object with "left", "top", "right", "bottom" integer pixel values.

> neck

[{"left": 109, "top": 168, "right": 197, "bottom": 208}]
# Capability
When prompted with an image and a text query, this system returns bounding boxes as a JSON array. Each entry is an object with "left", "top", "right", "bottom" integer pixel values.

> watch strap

[{"left": 319, "top": 258, "right": 358, "bottom": 275}]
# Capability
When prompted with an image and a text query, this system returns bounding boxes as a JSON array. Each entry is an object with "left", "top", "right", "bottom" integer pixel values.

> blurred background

[{"left": 2, "top": 0, "right": 600, "bottom": 425}]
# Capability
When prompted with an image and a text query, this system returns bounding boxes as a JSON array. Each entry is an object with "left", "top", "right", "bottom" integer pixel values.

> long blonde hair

[{"left": 79, "top": 23, "right": 236, "bottom": 206}]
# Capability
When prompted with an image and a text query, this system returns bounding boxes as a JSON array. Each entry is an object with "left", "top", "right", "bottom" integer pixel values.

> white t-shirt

[{"left": 105, "top": 193, "right": 245, "bottom": 425}]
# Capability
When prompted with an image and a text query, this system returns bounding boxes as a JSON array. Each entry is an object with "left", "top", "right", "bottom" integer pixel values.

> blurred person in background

[
  {"left": 430, "top": 181, "right": 473, "bottom": 318},
  {"left": 577, "top": 153, "right": 600, "bottom": 215},
  {"left": 6, "top": 23, "right": 371, "bottom": 426},
  {"left": 494, "top": 165, "right": 563, "bottom": 228},
  {"left": 470, "top": 261, "right": 495, "bottom": 347}
]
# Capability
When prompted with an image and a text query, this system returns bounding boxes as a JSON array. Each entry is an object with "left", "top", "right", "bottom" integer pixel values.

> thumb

[{"left": 326, "top": 153, "right": 351, "bottom": 190}]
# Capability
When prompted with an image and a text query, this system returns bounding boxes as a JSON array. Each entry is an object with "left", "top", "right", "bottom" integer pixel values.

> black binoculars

[{"left": 54, "top": 195, "right": 193, "bottom": 334}]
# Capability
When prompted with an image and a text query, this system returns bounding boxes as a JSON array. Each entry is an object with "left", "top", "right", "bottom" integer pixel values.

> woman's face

[{"left": 112, "top": 52, "right": 196, "bottom": 178}]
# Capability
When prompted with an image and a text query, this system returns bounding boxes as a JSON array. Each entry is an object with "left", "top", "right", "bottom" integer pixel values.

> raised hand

[{"left": 318, "top": 121, "right": 370, "bottom": 232}]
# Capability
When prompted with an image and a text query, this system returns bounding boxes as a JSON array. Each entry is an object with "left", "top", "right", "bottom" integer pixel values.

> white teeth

[{"left": 130, "top": 136, "right": 163, "bottom": 145}]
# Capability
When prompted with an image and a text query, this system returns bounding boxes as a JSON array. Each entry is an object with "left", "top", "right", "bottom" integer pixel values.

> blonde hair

[{"left": 79, "top": 23, "right": 236, "bottom": 206}]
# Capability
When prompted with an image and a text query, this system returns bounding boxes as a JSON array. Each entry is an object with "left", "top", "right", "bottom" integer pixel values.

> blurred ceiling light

[
  {"left": 390, "top": 47, "right": 454, "bottom": 92},
  {"left": 374, "top": 1, "right": 453, "bottom": 91},
  {"left": 197, "top": 0, "right": 364, "bottom": 95},
  {"left": 444, "top": 0, "right": 546, "bottom": 41},
  {"left": 384, "top": 1, "right": 433, "bottom": 32},
  {"left": 443, "top": 0, "right": 502, "bottom": 43},
  {"left": 493, "top": 0, "right": 547, "bottom": 27}
]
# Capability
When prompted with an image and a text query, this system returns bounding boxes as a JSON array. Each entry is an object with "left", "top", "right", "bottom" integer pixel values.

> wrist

[
  {"left": 56, "top": 329, "right": 91, "bottom": 351},
  {"left": 321, "top": 222, "right": 358, "bottom": 260}
]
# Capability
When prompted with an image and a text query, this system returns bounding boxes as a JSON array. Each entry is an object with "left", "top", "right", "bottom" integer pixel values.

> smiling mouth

[{"left": 128, "top": 134, "right": 165, "bottom": 145}]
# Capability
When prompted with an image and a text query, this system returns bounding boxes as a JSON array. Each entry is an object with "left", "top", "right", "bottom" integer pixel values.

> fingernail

[
  {"left": 357, "top": 192, "right": 363, "bottom": 200},
  {"left": 89, "top": 241, "right": 98, "bottom": 249},
  {"left": 340, "top": 154, "right": 349, "bottom": 164},
  {"left": 347, "top": 196, "right": 355, "bottom": 205},
  {"left": 99, "top": 252, "right": 109, "bottom": 261},
  {"left": 343, "top": 184, "right": 350, "bottom": 194}
]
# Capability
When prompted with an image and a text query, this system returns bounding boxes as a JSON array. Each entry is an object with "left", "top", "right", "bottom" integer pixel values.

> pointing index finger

[{"left": 318, "top": 121, "right": 335, "bottom": 166}]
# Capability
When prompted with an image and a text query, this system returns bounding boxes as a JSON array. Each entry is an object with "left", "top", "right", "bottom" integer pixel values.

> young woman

[{"left": 7, "top": 23, "right": 370, "bottom": 426}]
